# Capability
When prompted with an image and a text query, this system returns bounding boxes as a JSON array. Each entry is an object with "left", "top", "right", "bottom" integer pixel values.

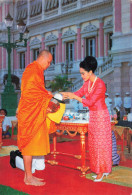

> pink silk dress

[{"left": 74, "top": 77, "right": 112, "bottom": 174}]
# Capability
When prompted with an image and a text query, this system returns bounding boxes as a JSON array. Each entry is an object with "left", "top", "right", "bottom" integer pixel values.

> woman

[{"left": 61, "top": 56, "right": 112, "bottom": 182}]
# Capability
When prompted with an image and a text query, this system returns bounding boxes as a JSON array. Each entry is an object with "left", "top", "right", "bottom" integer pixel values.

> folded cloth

[
  {"left": 15, "top": 156, "right": 45, "bottom": 173},
  {"left": 32, "top": 156, "right": 45, "bottom": 170},
  {"left": 16, "top": 156, "right": 35, "bottom": 173}
]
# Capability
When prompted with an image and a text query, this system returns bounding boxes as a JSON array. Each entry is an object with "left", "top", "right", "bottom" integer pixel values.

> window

[
  {"left": 20, "top": 52, "right": 25, "bottom": 69},
  {"left": 86, "top": 37, "right": 95, "bottom": 57},
  {"left": 33, "top": 48, "right": 39, "bottom": 61},
  {"left": 108, "top": 33, "right": 113, "bottom": 50},
  {"left": 66, "top": 42, "right": 74, "bottom": 62},
  {"left": 49, "top": 45, "right": 56, "bottom": 64}
]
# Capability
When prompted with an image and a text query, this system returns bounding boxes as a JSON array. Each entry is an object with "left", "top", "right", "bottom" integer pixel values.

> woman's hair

[
  {"left": 80, "top": 56, "right": 97, "bottom": 73},
  {"left": 0, "top": 108, "right": 7, "bottom": 116}
]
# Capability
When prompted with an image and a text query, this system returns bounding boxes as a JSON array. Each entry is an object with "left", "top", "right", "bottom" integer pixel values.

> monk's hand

[
  {"left": 48, "top": 91, "right": 53, "bottom": 96},
  {"left": 67, "top": 92, "right": 76, "bottom": 99}
]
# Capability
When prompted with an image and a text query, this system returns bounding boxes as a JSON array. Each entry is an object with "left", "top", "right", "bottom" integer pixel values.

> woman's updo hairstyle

[{"left": 80, "top": 56, "right": 97, "bottom": 73}]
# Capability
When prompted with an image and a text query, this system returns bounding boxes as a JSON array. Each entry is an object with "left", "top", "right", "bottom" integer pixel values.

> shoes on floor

[
  {"left": 92, "top": 175, "right": 97, "bottom": 179},
  {"left": 112, "top": 164, "right": 118, "bottom": 166},
  {"left": 94, "top": 173, "right": 109, "bottom": 182}
]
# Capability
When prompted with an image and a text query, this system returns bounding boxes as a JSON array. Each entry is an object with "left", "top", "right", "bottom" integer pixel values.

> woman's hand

[
  {"left": 48, "top": 91, "right": 53, "bottom": 96},
  {"left": 61, "top": 92, "right": 75, "bottom": 100},
  {"left": 61, "top": 92, "right": 82, "bottom": 103}
]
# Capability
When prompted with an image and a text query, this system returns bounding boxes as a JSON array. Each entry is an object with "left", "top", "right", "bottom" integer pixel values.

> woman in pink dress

[{"left": 61, "top": 56, "right": 112, "bottom": 182}]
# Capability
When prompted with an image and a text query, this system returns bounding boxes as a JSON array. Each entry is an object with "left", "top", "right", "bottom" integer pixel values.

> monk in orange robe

[{"left": 17, "top": 50, "right": 53, "bottom": 186}]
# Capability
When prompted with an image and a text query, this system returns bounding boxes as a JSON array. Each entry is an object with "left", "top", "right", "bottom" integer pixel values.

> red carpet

[{"left": 0, "top": 137, "right": 132, "bottom": 195}]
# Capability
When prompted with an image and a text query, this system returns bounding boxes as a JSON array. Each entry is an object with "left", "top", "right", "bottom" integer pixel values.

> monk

[{"left": 17, "top": 50, "right": 53, "bottom": 186}]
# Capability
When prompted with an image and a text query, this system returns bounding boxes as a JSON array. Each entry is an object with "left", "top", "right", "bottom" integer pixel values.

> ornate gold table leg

[
  {"left": 51, "top": 134, "right": 57, "bottom": 158},
  {"left": 78, "top": 129, "right": 89, "bottom": 177}
]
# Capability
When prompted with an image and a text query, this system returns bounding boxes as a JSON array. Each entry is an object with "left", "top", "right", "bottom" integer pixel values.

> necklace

[{"left": 88, "top": 76, "right": 97, "bottom": 94}]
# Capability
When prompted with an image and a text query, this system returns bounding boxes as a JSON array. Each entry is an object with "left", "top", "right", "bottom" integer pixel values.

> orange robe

[{"left": 17, "top": 61, "right": 54, "bottom": 156}]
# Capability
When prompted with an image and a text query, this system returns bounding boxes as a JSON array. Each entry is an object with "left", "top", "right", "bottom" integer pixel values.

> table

[
  {"left": 116, "top": 120, "right": 132, "bottom": 153},
  {"left": 46, "top": 120, "right": 89, "bottom": 177},
  {"left": 46, "top": 120, "right": 117, "bottom": 177}
]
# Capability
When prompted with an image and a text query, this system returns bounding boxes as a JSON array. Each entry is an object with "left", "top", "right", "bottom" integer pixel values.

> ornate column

[
  {"left": 99, "top": 18, "right": 104, "bottom": 57},
  {"left": 130, "top": 1, "right": 132, "bottom": 31},
  {"left": 114, "top": 0, "right": 122, "bottom": 33},
  {"left": 77, "top": 24, "right": 81, "bottom": 60},
  {"left": 58, "top": 29, "right": 62, "bottom": 63}
]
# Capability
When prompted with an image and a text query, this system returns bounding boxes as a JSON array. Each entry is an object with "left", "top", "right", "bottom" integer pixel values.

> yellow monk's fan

[
  {"left": 47, "top": 102, "right": 65, "bottom": 124},
  {"left": 47, "top": 93, "right": 66, "bottom": 124}
]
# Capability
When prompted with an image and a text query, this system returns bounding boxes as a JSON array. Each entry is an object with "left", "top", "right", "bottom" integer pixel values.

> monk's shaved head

[
  {"left": 36, "top": 50, "right": 53, "bottom": 70},
  {"left": 38, "top": 50, "right": 51, "bottom": 59}
]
